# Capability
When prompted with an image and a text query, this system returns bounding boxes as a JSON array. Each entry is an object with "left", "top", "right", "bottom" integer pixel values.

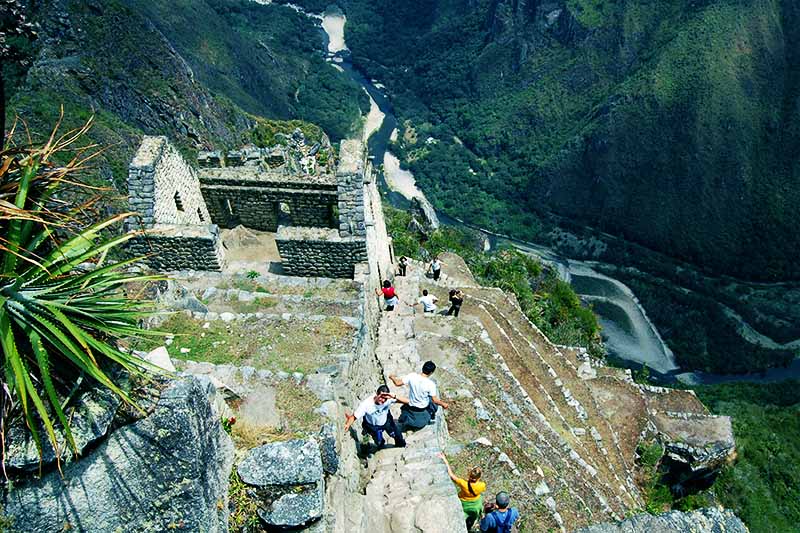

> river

[{"left": 288, "top": 4, "right": 799, "bottom": 385}]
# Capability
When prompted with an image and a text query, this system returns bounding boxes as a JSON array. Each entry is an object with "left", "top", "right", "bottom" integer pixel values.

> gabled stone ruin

[
  {"left": 126, "top": 132, "right": 368, "bottom": 278},
  {"left": 126, "top": 136, "right": 225, "bottom": 272}
]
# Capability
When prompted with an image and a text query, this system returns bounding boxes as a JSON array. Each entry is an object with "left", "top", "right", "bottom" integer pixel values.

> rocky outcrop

[
  {"left": 653, "top": 411, "right": 735, "bottom": 473},
  {"left": 410, "top": 196, "right": 440, "bottom": 231},
  {"left": 574, "top": 507, "right": 749, "bottom": 533},
  {"left": 4, "top": 375, "right": 123, "bottom": 473},
  {"left": 6, "top": 378, "right": 234, "bottom": 533},
  {"left": 237, "top": 439, "right": 326, "bottom": 529}
]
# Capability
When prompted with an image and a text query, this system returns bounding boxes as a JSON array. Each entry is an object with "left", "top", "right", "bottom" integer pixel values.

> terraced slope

[{"left": 402, "top": 257, "right": 734, "bottom": 532}]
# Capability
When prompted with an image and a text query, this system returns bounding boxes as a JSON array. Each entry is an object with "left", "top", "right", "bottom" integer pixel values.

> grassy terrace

[{"left": 133, "top": 313, "right": 355, "bottom": 374}]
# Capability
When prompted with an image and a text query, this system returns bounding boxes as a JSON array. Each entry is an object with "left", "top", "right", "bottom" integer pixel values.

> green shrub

[{"left": 0, "top": 119, "right": 160, "bottom": 467}]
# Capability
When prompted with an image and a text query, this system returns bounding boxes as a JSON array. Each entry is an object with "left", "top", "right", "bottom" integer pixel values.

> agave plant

[{"left": 0, "top": 116, "right": 160, "bottom": 472}]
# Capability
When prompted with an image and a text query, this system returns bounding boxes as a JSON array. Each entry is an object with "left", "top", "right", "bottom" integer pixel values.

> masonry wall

[
  {"left": 276, "top": 229, "right": 367, "bottom": 278},
  {"left": 363, "top": 160, "right": 393, "bottom": 282},
  {"left": 336, "top": 140, "right": 367, "bottom": 238},
  {"left": 128, "top": 137, "right": 211, "bottom": 228},
  {"left": 326, "top": 163, "right": 395, "bottom": 532},
  {"left": 201, "top": 186, "right": 337, "bottom": 231},
  {"left": 127, "top": 224, "right": 226, "bottom": 272}
]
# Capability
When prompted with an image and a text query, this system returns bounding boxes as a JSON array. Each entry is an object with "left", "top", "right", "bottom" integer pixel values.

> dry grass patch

[
  {"left": 274, "top": 381, "right": 324, "bottom": 436},
  {"left": 231, "top": 419, "right": 292, "bottom": 449}
]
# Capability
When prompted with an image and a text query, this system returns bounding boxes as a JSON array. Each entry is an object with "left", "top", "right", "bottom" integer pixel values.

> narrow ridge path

[{"left": 359, "top": 270, "right": 468, "bottom": 533}]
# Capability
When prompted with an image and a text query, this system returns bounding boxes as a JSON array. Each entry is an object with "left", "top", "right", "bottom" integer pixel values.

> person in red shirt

[{"left": 375, "top": 280, "right": 399, "bottom": 311}]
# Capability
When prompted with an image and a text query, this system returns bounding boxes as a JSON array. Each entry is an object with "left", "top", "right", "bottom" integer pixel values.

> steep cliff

[{"left": 340, "top": 0, "right": 800, "bottom": 281}]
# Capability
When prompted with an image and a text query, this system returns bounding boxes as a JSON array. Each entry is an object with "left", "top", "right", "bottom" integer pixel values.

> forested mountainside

[
  {"left": 332, "top": 0, "right": 800, "bottom": 281},
  {"left": 4, "top": 0, "right": 366, "bottom": 189}
]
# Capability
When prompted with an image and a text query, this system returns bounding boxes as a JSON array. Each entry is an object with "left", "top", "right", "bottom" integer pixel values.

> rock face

[
  {"left": 574, "top": 507, "right": 750, "bottom": 533},
  {"left": 410, "top": 196, "right": 440, "bottom": 230},
  {"left": 5, "top": 375, "right": 123, "bottom": 473},
  {"left": 237, "top": 439, "right": 325, "bottom": 529},
  {"left": 6, "top": 378, "right": 234, "bottom": 533}
]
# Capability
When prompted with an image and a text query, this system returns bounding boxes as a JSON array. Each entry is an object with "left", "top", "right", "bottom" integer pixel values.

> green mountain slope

[
  {"left": 337, "top": 0, "right": 800, "bottom": 281},
  {"left": 5, "top": 0, "right": 367, "bottom": 188}
]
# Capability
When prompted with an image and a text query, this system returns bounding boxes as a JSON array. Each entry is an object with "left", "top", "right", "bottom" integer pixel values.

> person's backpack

[{"left": 491, "top": 510, "right": 514, "bottom": 533}]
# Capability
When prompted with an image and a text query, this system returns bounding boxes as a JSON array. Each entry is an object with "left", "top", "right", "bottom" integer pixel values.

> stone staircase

[{"left": 358, "top": 270, "right": 468, "bottom": 533}]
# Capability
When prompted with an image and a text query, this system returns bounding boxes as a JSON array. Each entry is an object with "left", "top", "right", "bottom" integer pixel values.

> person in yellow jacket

[{"left": 438, "top": 452, "right": 486, "bottom": 531}]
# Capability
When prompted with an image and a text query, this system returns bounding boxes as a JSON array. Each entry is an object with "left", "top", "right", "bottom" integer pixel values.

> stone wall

[
  {"left": 276, "top": 227, "right": 367, "bottom": 278},
  {"left": 128, "top": 136, "right": 211, "bottom": 228},
  {"left": 127, "top": 224, "right": 226, "bottom": 272},
  {"left": 363, "top": 160, "right": 393, "bottom": 282},
  {"left": 336, "top": 140, "right": 367, "bottom": 238},
  {"left": 201, "top": 185, "right": 337, "bottom": 231},
  {"left": 126, "top": 137, "right": 224, "bottom": 273}
]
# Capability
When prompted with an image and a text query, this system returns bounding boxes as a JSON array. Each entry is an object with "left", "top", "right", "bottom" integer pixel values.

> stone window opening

[
  {"left": 278, "top": 201, "right": 292, "bottom": 226},
  {"left": 197, "top": 208, "right": 205, "bottom": 222},
  {"left": 174, "top": 191, "right": 184, "bottom": 212}
]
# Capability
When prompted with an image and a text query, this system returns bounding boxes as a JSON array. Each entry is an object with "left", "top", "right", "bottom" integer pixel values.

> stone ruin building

[{"left": 126, "top": 129, "right": 368, "bottom": 278}]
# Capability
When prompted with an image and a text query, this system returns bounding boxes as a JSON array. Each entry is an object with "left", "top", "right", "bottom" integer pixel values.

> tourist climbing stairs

[{"left": 359, "top": 269, "right": 468, "bottom": 533}]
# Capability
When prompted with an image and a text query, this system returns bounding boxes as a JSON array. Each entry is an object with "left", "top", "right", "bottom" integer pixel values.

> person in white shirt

[
  {"left": 412, "top": 289, "right": 438, "bottom": 313},
  {"left": 389, "top": 361, "right": 449, "bottom": 430},
  {"left": 344, "top": 385, "right": 407, "bottom": 448},
  {"left": 429, "top": 257, "right": 445, "bottom": 281}
]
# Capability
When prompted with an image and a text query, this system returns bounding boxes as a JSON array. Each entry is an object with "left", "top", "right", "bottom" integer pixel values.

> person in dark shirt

[
  {"left": 398, "top": 256, "right": 408, "bottom": 276},
  {"left": 446, "top": 289, "right": 464, "bottom": 317}
]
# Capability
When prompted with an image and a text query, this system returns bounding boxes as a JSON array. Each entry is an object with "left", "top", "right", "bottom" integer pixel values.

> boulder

[
  {"left": 237, "top": 439, "right": 325, "bottom": 529},
  {"left": 577, "top": 362, "right": 597, "bottom": 380},
  {"left": 410, "top": 196, "right": 440, "bottom": 230},
  {"left": 238, "top": 439, "right": 322, "bottom": 486},
  {"left": 307, "top": 373, "right": 334, "bottom": 401},
  {"left": 319, "top": 423, "right": 339, "bottom": 475},
  {"left": 261, "top": 480, "right": 325, "bottom": 528},
  {"left": 6, "top": 378, "right": 234, "bottom": 532},
  {"left": 473, "top": 399, "right": 492, "bottom": 421},
  {"left": 144, "top": 346, "right": 177, "bottom": 372},
  {"left": 178, "top": 294, "right": 208, "bottom": 314},
  {"left": 5, "top": 377, "right": 123, "bottom": 472}
]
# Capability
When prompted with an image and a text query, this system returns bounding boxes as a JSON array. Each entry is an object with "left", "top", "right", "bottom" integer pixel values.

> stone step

[{"left": 357, "top": 265, "right": 466, "bottom": 533}]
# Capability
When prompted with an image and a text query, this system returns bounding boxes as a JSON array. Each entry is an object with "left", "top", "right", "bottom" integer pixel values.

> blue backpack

[{"left": 487, "top": 509, "right": 516, "bottom": 533}]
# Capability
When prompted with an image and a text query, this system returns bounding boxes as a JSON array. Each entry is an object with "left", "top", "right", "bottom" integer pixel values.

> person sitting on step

[
  {"left": 389, "top": 361, "right": 449, "bottom": 430},
  {"left": 344, "top": 385, "right": 407, "bottom": 449},
  {"left": 480, "top": 492, "right": 520, "bottom": 533},
  {"left": 438, "top": 452, "right": 486, "bottom": 531}
]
